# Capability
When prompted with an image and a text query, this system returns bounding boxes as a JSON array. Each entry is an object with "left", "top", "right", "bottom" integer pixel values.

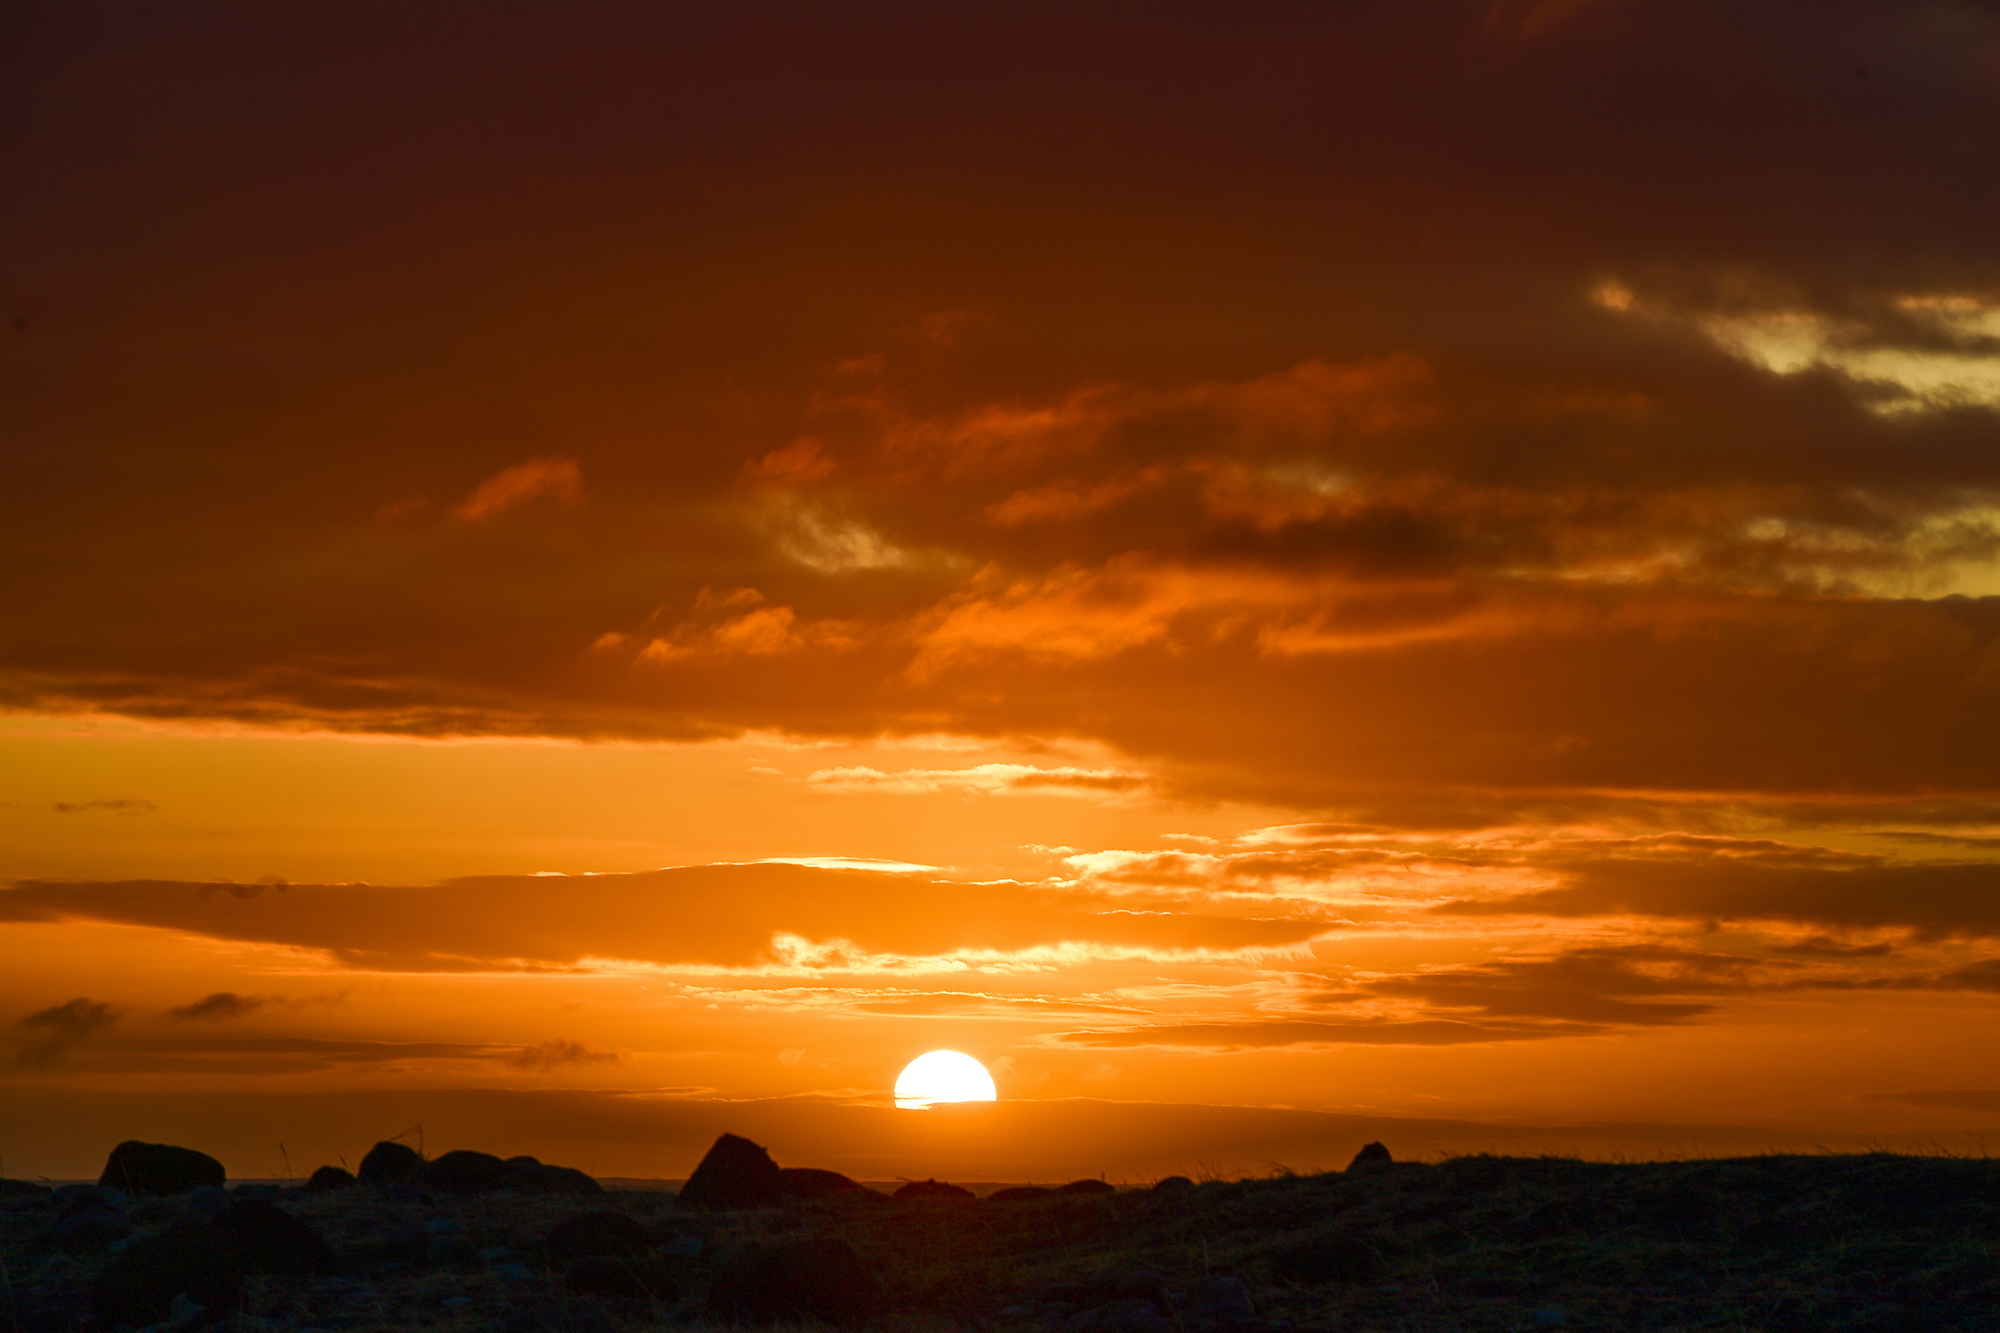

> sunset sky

[{"left": 5, "top": 0, "right": 2000, "bottom": 1182}]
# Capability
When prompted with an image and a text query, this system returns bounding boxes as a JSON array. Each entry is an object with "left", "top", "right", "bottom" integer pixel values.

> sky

[{"left": 5, "top": 0, "right": 2000, "bottom": 1181}]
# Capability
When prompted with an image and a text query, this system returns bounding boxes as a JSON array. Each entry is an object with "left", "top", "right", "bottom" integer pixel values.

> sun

[{"left": 894, "top": 1050, "right": 998, "bottom": 1109}]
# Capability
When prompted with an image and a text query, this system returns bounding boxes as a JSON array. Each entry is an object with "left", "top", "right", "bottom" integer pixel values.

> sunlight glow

[{"left": 894, "top": 1049, "right": 998, "bottom": 1109}]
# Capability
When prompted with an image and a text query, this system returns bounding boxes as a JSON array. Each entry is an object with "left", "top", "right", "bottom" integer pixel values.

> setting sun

[{"left": 894, "top": 1051, "right": 998, "bottom": 1109}]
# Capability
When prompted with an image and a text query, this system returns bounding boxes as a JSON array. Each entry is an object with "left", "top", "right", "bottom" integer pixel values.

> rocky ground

[{"left": 4, "top": 1148, "right": 1997, "bottom": 1333}]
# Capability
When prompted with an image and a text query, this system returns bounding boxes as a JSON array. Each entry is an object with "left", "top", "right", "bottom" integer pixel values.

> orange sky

[{"left": 5, "top": 0, "right": 2000, "bottom": 1180}]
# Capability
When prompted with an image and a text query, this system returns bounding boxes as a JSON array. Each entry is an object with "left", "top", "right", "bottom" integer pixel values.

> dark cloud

[
  {"left": 1052, "top": 1018, "right": 1605, "bottom": 1050},
  {"left": 0, "top": 864, "right": 1328, "bottom": 972},
  {"left": 51, "top": 800, "right": 156, "bottom": 815},
  {"left": 1436, "top": 856, "right": 2000, "bottom": 940},
  {"left": 165, "top": 992, "right": 267, "bottom": 1022},
  {"left": 1358, "top": 946, "right": 1739, "bottom": 1026},
  {"left": 506, "top": 1040, "right": 619, "bottom": 1071},
  {"left": 1, "top": 1034, "right": 622, "bottom": 1078},
  {"left": 13, "top": 996, "right": 119, "bottom": 1070},
  {"left": 2, "top": 1, "right": 1998, "bottom": 828},
  {"left": 1857, "top": 1089, "right": 2000, "bottom": 1116}
]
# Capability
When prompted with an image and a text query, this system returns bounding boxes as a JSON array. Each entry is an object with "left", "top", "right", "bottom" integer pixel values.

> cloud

[
  {"left": 5, "top": 0, "right": 2000, "bottom": 837},
  {"left": 1053, "top": 1018, "right": 1604, "bottom": 1050},
  {"left": 1856, "top": 1089, "right": 2000, "bottom": 1116},
  {"left": 506, "top": 1039, "right": 619, "bottom": 1071},
  {"left": 0, "top": 1034, "right": 612, "bottom": 1078},
  {"left": 1434, "top": 854, "right": 2000, "bottom": 940},
  {"left": 1358, "top": 945, "right": 1736, "bottom": 1026},
  {"left": 52, "top": 799, "right": 156, "bottom": 815},
  {"left": 165, "top": 991, "right": 268, "bottom": 1022},
  {"left": 805, "top": 763, "right": 1150, "bottom": 798},
  {"left": 13, "top": 997, "right": 119, "bottom": 1070},
  {"left": 0, "top": 863, "right": 1332, "bottom": 973},
  {"left": 452, "top": 456, "right": 584, "bottom": 521}
]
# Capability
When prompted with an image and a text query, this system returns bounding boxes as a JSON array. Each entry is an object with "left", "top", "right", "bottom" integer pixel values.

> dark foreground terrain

[{"left": 5, "top": 1149, "right": 1997, "bottom": 1333}]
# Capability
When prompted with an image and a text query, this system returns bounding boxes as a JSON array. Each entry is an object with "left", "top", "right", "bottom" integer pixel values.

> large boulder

[
  {"left": 211, "top": 1197, "right": 338, "bottom": 1275},
  {"left": 677, "top": 1133, "right": 782, "bottom": 1209},
  {"left": 0, "top": 1178, "right": 52, "bottom": 1198},
  {"left": 91, "top": 1222, "right": 244, "bottom": 1326},
  {"left": 421, "top": 1149, "right": 509, "bottom": 1192},
  {"left": 357, "top": 1140, "right": 424, "bottom": 1185},
  {"left": 1059, "top": 1178, "right": 1117, "bottom": 1195},
  {"left": 707, "top": 1237, "right": 882, "bottom": 1325},
  {"left": 778, "top": 1167, "right": 867, "bottom": 1200},
  {"left": 893, "top": 1178, "right": 974, "bottom": 1201},
  {"left": 303, "top": 1165, "right": 357, "bottom": 1194},
  {"left": 505, "top": 1162, "right": 605, "bottom": 1195},
  {"left": 1344, "top": 1141, "right": 1393, "bottom": 1175},
  {"left": 97, "top": 1140, "right": 225, "bottom": 1196},
  {"left": 545, "top": 1209, "right": 653, "bottom": 1261},
  {"left": 42, "top": 1199, "right": 133, "bottom": 1251},
  {"left": 986, "top": 1185, "right": 1055, "bottom": 1203}
]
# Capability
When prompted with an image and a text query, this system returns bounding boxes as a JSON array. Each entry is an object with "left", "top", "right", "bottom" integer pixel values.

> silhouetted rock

[
  {"left": 566, "top": 1256, "right": 681, "bottom": 1298},
  {"left": 91, "top": 1222, "right": 245, "bottom": 1326},
  {"left": 98, "top": 1140, "right": 225, "bottom": 1195},
  {"left": 211, "top": 1197, "right": 338, "bottom": 1275},
  {"left": 357, "top": 1140, "right": 424, "bottom": 1185},
  {"left": 987, "top": 1185, "right": 1056, "bottom": 1203},
  {"left": 43, "top": 1203, "right": 131, "bottom": 1250},
  {"left": 707, "top": 1237, "right": 882, "bottom": 1324},
  {"left": 546, "top": 1209, "right": 653, "bottom": 1261},
  {"left": 1151, "top": 1175, "right": 1194, "bottom": 1193},
  {"left": 893, "top": 1178, "right": 975, "bottom": 1201},
  {"left": 505, "top": 1163, "right": 605, "bottom": 1195},
  {"left": 57, "top": 1185, "right": 116, "bottom": 1214},
  {"left": 504, "top": 1154, "right": 542, "bottom": 1170},
  {"left": 1345, "top": 1141, "right": 1393, "bottom": 1175},
  {"left": 303, "top": 1165, "right": 356, "bottom": 1194},
  {"left": 677, "top": 1132, "right": 782, "bottom": 1209},
  {"left": 1060, "top": 1178, "right": 1117, "bottom": 1195},
  {"left": 422, "top": 1149, "right": 510, "bottom": 1192},
  {"left": 1269, "top": 1231, "right": 1387, "bottom": 1285},
  {"left": 0, "top": 1178, "right": 51, "bottom": 1197},
  {"left": 778, "top": 1166, "right": 867, "bottom": 1199}
]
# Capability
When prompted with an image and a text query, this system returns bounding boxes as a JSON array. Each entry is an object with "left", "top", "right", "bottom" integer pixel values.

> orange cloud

[{"left": 452, "top": 456, "right": 584, "bottom": 521}]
